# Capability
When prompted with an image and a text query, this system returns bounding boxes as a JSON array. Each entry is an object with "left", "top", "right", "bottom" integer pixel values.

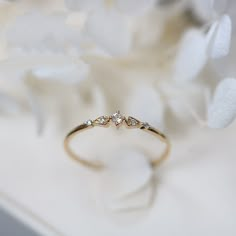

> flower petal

[
  {"left": 207, "top": 15, "right": 232, "bottom": 59},
  {"left": 0, "top": 51, "right": 89, "bottom": 83},
  {"left": 64, "top": 0, "right": 102, "bottom": 11},
  {"left": 116, "top": 0, "right": 156, "bottom": 15},
  {"left": 208, "top": 78, "right": 236, "bottom": 128},
  {"left": 86, "top": 9, "right": 131, "bottom": 56},
  {"left": 124, "top": 84, "right": 165, "bottom": 129},
  {"left": 173, "top": 29, "right": 207, "bottom": 81},
  {"left": 165, "top": 83, "right": 208, "bottom": 124},
  {"left": 6, "top": 11, "right": 82, "bottom": 53},
  {"left": 32, "top": 61, "right": 89, "bottom": 84}
]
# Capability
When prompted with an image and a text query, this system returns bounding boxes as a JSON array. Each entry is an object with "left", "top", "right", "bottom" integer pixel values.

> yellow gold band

[{"left": 64, "top": 111, "right": 171, "bottom": 170}]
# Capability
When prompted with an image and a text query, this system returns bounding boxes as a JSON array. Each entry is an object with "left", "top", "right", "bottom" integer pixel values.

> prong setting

[
  {"left": 142, "top": 122, "right": 150, "bottom": 129},
  {"left": 94, "top": 116, "right": 110, "bottom": 126},
  {"left": 85, "top": 111, "right": 144, "bottom": 128},
  {"left": 111, "top": 111, "right": 124, "bottom": 126},
  {"left": 126, "top": 116, "right": 140, "bottom": 127},
  {"left": 85, "top": 119, "right": 93, "bottom": 126}
]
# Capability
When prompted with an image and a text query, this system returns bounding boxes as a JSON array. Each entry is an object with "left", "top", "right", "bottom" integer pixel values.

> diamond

[
  {"left": 126, "top": 116, "right": 140, "bottom": 127},
  {"left": 111, "top": 111, "right": 124, "bottom": 126},
  {"left": 94, "top": 116, "right": 110, "bottom": 125},
  {"left": 142, "top": 122, "right": 150, "bottom": 129},
  {"left": 85, "top": 119, "right": 93, "bottom": 126}
]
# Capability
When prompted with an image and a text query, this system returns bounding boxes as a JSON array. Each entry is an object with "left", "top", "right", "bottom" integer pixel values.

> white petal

[
  {"left": 33, "top": 62, "right": 89, "bottom": 84},
  {"left": 165, "top": 83, "right": 208, "bottom": 123},
  {"left": 64, "top": 0, "right": 102, "bottom": 11},
  {"left": 124, "top": 84, "right": 164, "bottom": 129},
  {"left": 6, "top": 11, "right": 82, "bottom": 53},
  {"left": 173, "top": 29, "right": 207, "bottom": 81},
  {"left": 99, "top": 148, "right": 152, "bottom": 200},
  {"left": 116, "top": 0, "right": 156, "bottom": 15},
  {"left": 207, "top": 15, "right": 232, "bottom": 59},
  {"left": 86, "top": 9, "right": 131, "bottom": 56},
  {"left": 132, "top": 8, "right": 163, "bottom": 48},
  {"left": 208, "top": 78, "right": 236, "bottom": 128},
  {"left": 0, "top": 51, "right": 89, "bottom": 83}
]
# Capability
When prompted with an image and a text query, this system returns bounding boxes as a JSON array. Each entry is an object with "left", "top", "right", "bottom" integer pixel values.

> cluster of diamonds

[{"left": 85, "top": 111, "right": 149, "bottom": 128}]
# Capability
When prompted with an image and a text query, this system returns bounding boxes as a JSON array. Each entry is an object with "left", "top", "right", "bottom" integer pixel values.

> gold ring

[{"left": 64, "top": 111, "right": 171, "bottom": 170}]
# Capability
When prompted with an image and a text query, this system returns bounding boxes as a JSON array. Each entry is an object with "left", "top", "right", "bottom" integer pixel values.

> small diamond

[
  {"left": 126, "top": 116, "right": 140, "bottom": 127},
  {"left": 94, "top": 116, "right": 110, "bottom": 125},
  {"left": 143, "top": 122, "right": 150, "bottom": 128},
  {"left": 111, "top": 111, "right": 124, "bottom": 126},
  {"left": 85, "top": 120, "right": 93, "bottom": 126}
]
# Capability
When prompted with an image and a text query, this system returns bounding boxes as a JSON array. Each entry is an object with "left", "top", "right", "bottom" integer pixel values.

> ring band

[{"left": 64, "top": 111, "right": 171, "bottom": 170}]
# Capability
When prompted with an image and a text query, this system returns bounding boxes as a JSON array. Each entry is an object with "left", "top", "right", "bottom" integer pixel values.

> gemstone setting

[
  {"left": 126, "top": 116, "right": 140, "bottom": 127},
  {"left": 142, "top": 122, "right": 150, "bottom": 129},
  {"left": 85, "top": 119, "right": 93, "bottom": 126},
  {"left": 111, "top": 111, "right": 124, "bottom": 126},
  {"left": 86, "top": 111, "right": 144, "bottom": 128},
  {"left": 94, "top": 116, "right": 110, "bottom": 125}
]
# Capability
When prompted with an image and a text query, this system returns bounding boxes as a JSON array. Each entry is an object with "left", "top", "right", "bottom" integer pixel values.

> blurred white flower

[
  {"left": 174, "top": 13, "right": 232, "bottom": 82},
  {"left": 65, "top": 0, "right": 156, "bottom": 55},
  {"left": 172, "top": 1, "right": 234, "bottom": 127},
  {"left": 0, "top": 1, "right": 234, "bottom": 133},
  {"left": 0, "top": 51, "right": 89, "bottom": 82},
  {"left": 6, "top": 11, "right": 82, "bottom": 53},
  {"left": 208, "top": 78, "right": 236, "bottom": 128}
]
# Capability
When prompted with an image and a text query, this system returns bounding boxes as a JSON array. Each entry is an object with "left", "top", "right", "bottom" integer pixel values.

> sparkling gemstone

[
  {"left": 143, "top": 122, "right": 150, "bottom": 129},
  {"left": 111, "top": 111, "right": 124, "bottom": 126},
  {"left": 85, "top": 119, "right": 93, "bottom": 126},
  {"left": 126, "top": 116, "right": 140, "bottom": 127},
  {"left": 94, "top": 116, "right": 110, "bottom": 125}
]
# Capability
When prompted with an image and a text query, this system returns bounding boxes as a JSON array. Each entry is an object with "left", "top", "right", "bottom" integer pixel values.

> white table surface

[{"left": 0, "top": 116, "right": 235, "bottom": 236}]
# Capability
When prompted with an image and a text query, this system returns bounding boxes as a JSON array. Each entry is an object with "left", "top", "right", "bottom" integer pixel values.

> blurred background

[{"left": 0, "top": 0, "right": 236, "bottom": 235}]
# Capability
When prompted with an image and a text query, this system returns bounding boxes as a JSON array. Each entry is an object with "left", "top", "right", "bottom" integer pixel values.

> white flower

[
  {"left": 65, "top": 0, "right": 156, "bottom": 16},
  {"left": 65, "top": 0, "right": 156, "bottom": 55},
  {"left": 6, "top": 11, "right": 82, "bottom": 53},
  {"left": 174, "top": 14, "right": 232, "bottom": 82},
  {"left": 0, "top": 50, "right": 89, "bottom": 83},
  {"left": 172, "top": 1, "right": 234, "bottom": 128},
  {"left": 0, "top": 10, "right": 91, "bottom": 132}
]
